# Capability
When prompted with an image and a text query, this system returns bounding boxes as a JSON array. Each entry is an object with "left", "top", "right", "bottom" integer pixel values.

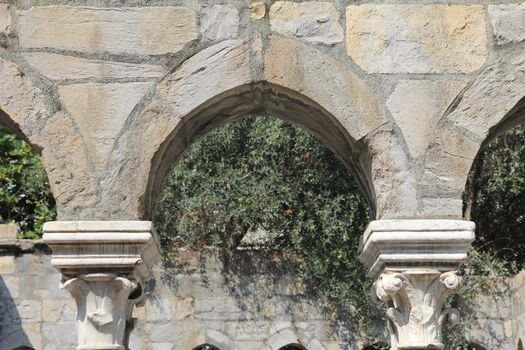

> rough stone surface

[
  {"left": 58, "top": 82, "right": 155, "bottom": 170},
  {"left": 364, "top": 130, "right": 418, "bottom": 219},
  {"left": 0, "top": 4, "right": 12, "bottom": 37},
  {"left": 158, "top": 40, "right": 252, "bottom": 117},
  {"left": 201, "top": 5, "right": 239, "bottom": 42},
  {"left": 251, "top": 2, "right": 266, "bottom": 20},
  {"left": 346, "top": 5, "right": 488, "bottom": 73},
  {"left": 387, "top": 80, "right": 466, "bottom": 158},
  {"left": 270, "top": 2, "right": 344, "bottom": 45},
  {"left": 18, "top": 6, "right": 198, "bottom": 55},
  {"left": 24, "top": 53, "right": 166, "bottom": 80},
  {"left": 489, "top": 4, "right": 525, "bottom": 45},
  {"left": 0, "top": 245, "right": 521, "bottom": 350},
  {"left": 265, "top": 36, "right": 387, "bottom": 141}
]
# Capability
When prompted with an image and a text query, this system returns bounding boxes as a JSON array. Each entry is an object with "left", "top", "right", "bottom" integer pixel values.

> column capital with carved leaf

[
  {"left": 359, "top": 220, "right": 475, "bottom": 350},
  {"left": 43, "top": 221, "right": 160, "bottom": 350}
]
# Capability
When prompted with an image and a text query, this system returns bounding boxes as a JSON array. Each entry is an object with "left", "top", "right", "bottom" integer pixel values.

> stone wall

[
  {"left": 2, "top": 233, "right": 525, "bottom": 350},
  {"left": 0, "top": 236, "right": 364, "bottom": 350},
  {"left": 0, "top": 0, "right": 522, "bottom": 221}
]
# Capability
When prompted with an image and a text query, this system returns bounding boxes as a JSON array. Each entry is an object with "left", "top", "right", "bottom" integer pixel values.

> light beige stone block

[
  {"left": 346, "top": 5, "right": 487, "bottom": 73},
  {"left": 18, "top": 6, "right": 198, "bottom": 55},
  {"left": 0, "top": 255, "right": 15, "bottom": 274},
  {"left": 489, "top": 4, "right": 525, "bottom": 45},
  {"left": 58, "top": 82, "right": 155, "bottom": 170},
  {"left": 387, "top": 80, "right": 466, "bottom": 158},
  {"left": 24, "top": 52, "right": 166, "bottom": 80},
  {"left": 0, "top": 4, "right": 12, "bottom": 36},
  {"left": 265, "top": 36, "right": 387, "bottom": 141},
  {"left": 0, "top": 223, "right": 18, "bottom": 239},
  {"left": 270, "top": 2, "right": 343, "bottom": 45},
  {"left": 251, "top": 2, "right": 266, "bottom": 20}
]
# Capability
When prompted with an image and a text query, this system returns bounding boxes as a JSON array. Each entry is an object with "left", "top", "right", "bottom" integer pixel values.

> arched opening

[
  {"left": 518, "top": 339, "right": 523, "bottom": 350},
  {"left": 455, "top": 99, "right": 525, "bottom": 346},
  {"left": 153, "top": 115, "right": 378, "bottom": 342},
  {"left": 192, "top": 344, "right": 220, "bottom": 350},
  {"left": 0, "top": 126, "right": 56, "bottom": 238},
  {"left": 278, "top": 344, "right": 306, "bottom": 350}
]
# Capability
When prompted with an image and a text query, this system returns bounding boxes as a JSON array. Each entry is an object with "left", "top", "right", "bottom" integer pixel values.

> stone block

[
  {"left": 489, "top": 4, "right": 525, "bottom": 45},
  {"left": 158, "top": 39, "right": 251, "bottom": 117},
  {"left": 387, "top": 80, "right": 466, "bottom": 158},
  {"left": 58, "top": 82, "right": 155, "bottom": 170},
  {"left": 265, "top": 36, "right": 388, "bottom": 141},
  {"left": 346, "top": 5, "right": 487, "bottom": 73},
  {"left": 270, "top": 2, "right": 343, "bottom": 45},
  {"left": 24, "top": 52, "right": 166, "bottom": 80},
  {"left": 17, "top": 299, "right": 42, "bottom": 322},
  {"left": 422, "top": 128, "right": 480, "bottom": 194},
  {"left": 0, "top": 4, "right": 12, "bottom": 36},
  {"left": 194, "top": 297, "right": 247, "bottom": 320},
  {"left": 251, "top": 2, "right": 266, "bottom": 20},
  {"left": 42, "top": 299, "right": 76, "bottom": 322},
  {"left": 0, "top": 255, "right": 15, "bottom": 274},
  {"left": 201, "top": 5, "right": 239, "bottom": 41},
  {"left": 18, "top": 6, "right": 198, "bottom": 55},
  {"left": 0, "top": 223, "right": 18, "bottom": 240}
]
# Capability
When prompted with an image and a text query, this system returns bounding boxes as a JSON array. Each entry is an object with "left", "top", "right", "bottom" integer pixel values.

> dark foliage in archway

[
  {"left": 154, "top": 116, "right": 374, "bottom": 323},
  {"left": 464, "top": 124, "right": 525, "bottom": 273},
  {"left": 192, "top": 344, "right": 220, "bottom": 350}
]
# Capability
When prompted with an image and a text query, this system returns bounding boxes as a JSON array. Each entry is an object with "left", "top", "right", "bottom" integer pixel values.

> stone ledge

[
  {"left": 359, "top": 220, "right": 475, "bottom": 278},
  {"left": 43, "top": 221, "right": 160, "bottom": 280}
]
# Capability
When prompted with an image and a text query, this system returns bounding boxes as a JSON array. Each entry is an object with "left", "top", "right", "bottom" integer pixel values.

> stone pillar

[
  {"left": 43, "top": 221, "right": 160, "bottom": 350},
  {"left": 359, "top": 220, "right": 475, "bottom": 350}
]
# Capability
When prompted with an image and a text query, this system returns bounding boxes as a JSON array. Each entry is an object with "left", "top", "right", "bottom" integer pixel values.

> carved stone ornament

[
  {"left": 359, "top": 220, "right": 475, "bottom": 350},
  {"left": 372, "top": 270, "right": 461, "bottom": 349},
  {"left": 62, "top": 273, "right": 143, "bottom": 350},
  {"left": 43, "top": 221, "right": 161, "bottom": 350}
]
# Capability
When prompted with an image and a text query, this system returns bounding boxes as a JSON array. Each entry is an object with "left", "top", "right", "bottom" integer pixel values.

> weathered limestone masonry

[
  {"left": 0, "top": 0, "right": 523, "bottom": 349},
  {"left": 0, "top": 225, "right": 523, "bottom": 350}
]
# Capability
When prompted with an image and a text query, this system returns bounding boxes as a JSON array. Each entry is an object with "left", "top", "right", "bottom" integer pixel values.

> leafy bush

[
  {"left": 464, "top": 124, "right": 525, "bottom": 273},
  {"left": 154, "top": 116, "right": 377, "bottom": 328},
  {"left": 0, "top": 128, "right": 56, "bottom": 238}
]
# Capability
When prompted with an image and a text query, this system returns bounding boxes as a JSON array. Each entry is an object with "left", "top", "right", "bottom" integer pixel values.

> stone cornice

[{"left": 359, "top": 219, "right": 475, "bottom": 278}]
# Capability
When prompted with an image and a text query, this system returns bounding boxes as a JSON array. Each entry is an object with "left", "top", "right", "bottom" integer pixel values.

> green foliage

[
  {"left": 0, "top": 128, "right": 56, "bottom": 238},
  {"left": 465, "top": 124, "right": 525, "bottom": 273},
  {"left": 155, "top": 116, "right": 378, "bottom": 331},
  {"left": 445, "top": 124, "right": 525, "bottom": 347}
]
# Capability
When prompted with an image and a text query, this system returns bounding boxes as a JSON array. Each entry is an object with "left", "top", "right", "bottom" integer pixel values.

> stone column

[
  {"left": 359, "top": 220, "right": 475, "bottom": 350},
  {"left": 43, "top": 221, "right": 160, "bottom": 350}
]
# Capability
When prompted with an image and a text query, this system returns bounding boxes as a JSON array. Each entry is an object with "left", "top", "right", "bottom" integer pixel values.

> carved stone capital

[
  {"left": 62, "top": 273, "right": 143, "bottom": 350},
  {"left": 372, "top": 270, "right": 461, "bottom": 349},
  {"left": 359, "top": 220, "right": 475, "bottom": 349},
  {"left": 43, "top": 221, "right": 161, "bottom": 350}
]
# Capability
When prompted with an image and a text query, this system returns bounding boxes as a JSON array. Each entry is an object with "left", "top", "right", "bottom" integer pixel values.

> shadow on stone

[{"left": 0, "top": 275, "right": 33, "bottom": 349}]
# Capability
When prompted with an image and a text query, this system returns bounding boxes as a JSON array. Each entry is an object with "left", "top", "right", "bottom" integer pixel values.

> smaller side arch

[{"left": 421, "top": 58, "right": 525, "bottom": 218}]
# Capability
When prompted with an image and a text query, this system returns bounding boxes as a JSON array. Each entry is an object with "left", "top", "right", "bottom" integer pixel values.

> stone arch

[
  {"left": 192, "top": 344, "right": 221, "bottom": 350},
  {"left": 0, "top": 57, "right": 97, "bottom": 219},
  {"left": 101, "top": 38, "right": 416, "bottom": 221},
  {"left": 278, "top": 344, "right": 306, "bottom": 350},
  {"left": 421, "top": 58, "right": 525, "bottom": 218}
]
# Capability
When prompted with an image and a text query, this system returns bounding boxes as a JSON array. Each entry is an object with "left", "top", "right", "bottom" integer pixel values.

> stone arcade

[{"left": 0, "top": 1, "right": 524, "bottom": 349}]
